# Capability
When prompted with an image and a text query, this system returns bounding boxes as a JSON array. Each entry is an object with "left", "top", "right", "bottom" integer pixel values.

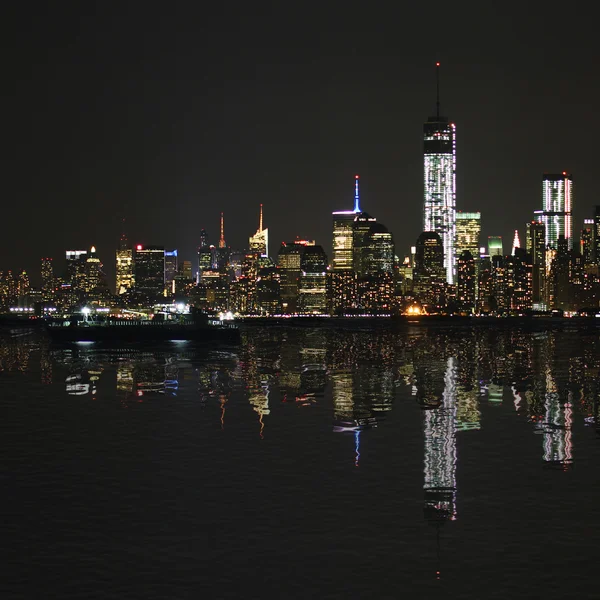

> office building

[
  {"left": 41, "top": 258, "right": 54, "bottom": 300},
  {"left": 423, "top": 63, "right": 457, "bottom": 284},
  {"left": 534, "top": 173, "right": 574, "bottom": 250},
  {"left": 277, "top": 239, "right": 314, "bottom": 314},
  {"left": 581, "top": 220, "right": 595, "bottom": 266},
  {"left": 455, "top": 212, "right": 481, "bottom": 258},
  {"left": 83, "top": 246, "right": 102, "bottom": 293},
  {"left": 488, "top": 236, "right": 503, "bottom": 257},
  {"left": 526, "top": 220, "right": 546, "bottom": 307},
  {"left": 134, "top": 245, "right": 165, "bottom": 299},
  {"left": 457, "top": 250, "right": 476, "bottom": 312},
  {"left": 213, "top": 213, "right": 230, "bottom": 270},
  {"left": 116, "top": 233, "right": 134, "bottom": 295},
  {"left": 332, "top": 175, "right": 362, "bottom": 271},
  {"left": 164, "top": 250, "right": 178, "bottom": 293},
  {"left": 298, "top": 245, "right": 328, "bottom": 314},
  {"left": 249, "top": 204, "right": 268, "bottom": 257}
]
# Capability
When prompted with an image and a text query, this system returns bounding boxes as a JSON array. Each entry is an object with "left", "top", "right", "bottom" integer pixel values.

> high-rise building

[
  {"left": 84, "top": 246, "right": 102, "bottom": 293},
  {"left": 581, "top": 220, "right": 595, "bottom": 266},
  {"left": 277, "top": 239, "right": 315, "bottom": 314},
  {"left": 455, "top": 212, "right": 480, "bottom": 258},
  {"left": 511, "top": 230, "right": 521, "bottom": 255},
  {"left": 249, "top": 204, "right": 268, "bottom": 257},
  {"left": 197, "top": 228, "right": 212, "bottom": 277},
  {"left": 594, "top": 206, "right": 600, "bottom": 265},
  {"left": 133, "top": 245, "right": 165, "bottom": 299},
  {"left": 164, "top": 250, "right": 178, "bottom": 293},
  {"left": 116, "top": 233, "right": 134, "bottom": 295},
  {"left": 414, "top": 231, "right": 445, "bottom": 309},
  {"left": 213, "top": 212, "right": 230, "bottom": 270},
  {"left": 66, "top": 250, "right": 87, "bottom": 290},
  {"left": 457, "top": 250, "right": 476, "bottom": 312},
  {"left": 487, "top": 236, "right": 503, "bottom": 257},
  {"left": 423, "top": 63, "right": 456, "bottom": 284},
  {"left": 332, "top": 175, "right": 362, "bottom": 271},
  {"left": 534, "top": 173, "right": 574, "bottom": 250},
  {"left": 41, "top": 258, "right": 54, "bottom": 301},
  {"left": 298, "top": 245, "right": 328, "bottom": 314},
  {"left": 526, "top": 220, "right": 546, "bottom": 307}
]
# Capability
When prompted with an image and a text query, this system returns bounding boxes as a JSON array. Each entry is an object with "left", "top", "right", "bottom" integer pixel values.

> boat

[{"left": 44, "top": 316, "right": 240, "bottom": 344}]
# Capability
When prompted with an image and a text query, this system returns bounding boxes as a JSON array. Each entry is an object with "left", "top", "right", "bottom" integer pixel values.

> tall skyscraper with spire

[
  {"left": 423, "top": 63, "right": 457, "bottom": 284},
  {"left": 332, "top": 175, "right": 362, "bottom": 270},
  {"left": 249, "top": 204, "right": 268, "bottom": 256},
  {"left": 214, "top": 212, "right": 230, "bottom": 269}
]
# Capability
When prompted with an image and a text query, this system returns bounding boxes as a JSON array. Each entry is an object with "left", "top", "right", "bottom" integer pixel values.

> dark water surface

[{"left": 2, "top": 326, "right": 600, "bottom": 599}]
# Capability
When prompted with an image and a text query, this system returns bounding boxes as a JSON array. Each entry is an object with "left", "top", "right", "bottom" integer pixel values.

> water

[{"left": 2, "top": 325, "right": 600, "bottom": 599}]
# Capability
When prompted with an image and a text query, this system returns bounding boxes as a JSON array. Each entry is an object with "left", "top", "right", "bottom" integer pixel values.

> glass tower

[
  {"left": 455, "top": 212, "right": 481, "bottom": 258},
  {"left": 423, "top": 65, "right": 456, "bottom": 284},
  {"left": 534, "top": 173, "right": 573, "bottom": 250}
]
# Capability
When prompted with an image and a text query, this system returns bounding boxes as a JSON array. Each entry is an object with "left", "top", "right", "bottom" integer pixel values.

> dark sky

[{"left": 3, "top": 2, "right": 598, "bottom": 285}]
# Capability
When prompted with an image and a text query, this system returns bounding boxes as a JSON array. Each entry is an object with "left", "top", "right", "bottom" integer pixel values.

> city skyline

[{"left": 3, "top": 4, "right": 599, "bottom": 282}]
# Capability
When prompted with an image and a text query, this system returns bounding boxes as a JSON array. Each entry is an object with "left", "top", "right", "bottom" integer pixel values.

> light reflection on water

[{"left": 2, "top": 326, "right": 600, "bottom": 598}]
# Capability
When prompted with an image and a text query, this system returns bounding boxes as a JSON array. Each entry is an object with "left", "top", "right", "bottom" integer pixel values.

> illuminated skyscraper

[
  {"left": 511, "top": 230, "right": 521, "bottom": 255},
  {"left": 249, "top": 204, "right": 268, "bottom": 257},
  {"left": 487, "top": 236, "right": 503, "bottom": 257},
  {"left": 423, "top": 63, "right": 456, "bottom": 284},
  {"left": 41, "top": 258, "right": 54, "bottom": 300},
  {"left": 164, "top": 250, "right": 178, "bottom": 292},
  {"left": 116, "top": 233, "right": 134, "bottom": 295},
  {"left": 534, "top": 173, "right": 574, "bottom": 250},
  {"left": 455, "top": 212, "right": 480, "bottom": 258},
  {"left": 594, "top": 206, "right": 600, "bottom": 264},
  {"left": 133, "top": 245, "right": 165, "bottom": 299},
  {"left": 526, "top": 220, "right": 546, "bottom": 306},
  {"left": 580, "top": 220, "right": 595, "bottom": 266},
  {"left": 277, "top": 239, "right": 315, "bottom": 313},
  {"left": 298, "top": 245, "right": 328, "bottom": 314},
  {"left": 84, "top": 246, "right": 102, "bottom": 293},
  {"left": 332, "top": 175, "right": 362, "bottom": 270},
  {"left": 213, "top": 212, "right": 230, "bottom": 269}
]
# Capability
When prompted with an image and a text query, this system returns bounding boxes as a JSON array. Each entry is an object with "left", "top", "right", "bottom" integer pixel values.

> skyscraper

[
  {"left": 526, "top": 220, "right": 546, "bottom": 307},
  {"left": 249, "top": 204, "right": 268, "bottom": 257},
  {"left": 581, "top": 220, "right": 595, "bottom": 266},
  {"left": 594, "top": 206, "right": 600, "bottom": 265},
  {"left": 332, "top": 175, "right": 362, "bottom": 271},
  {"left": 41, "top": 258, "right": 54, "bottom": 300},
  {"left": 487, "top": 236, "right": 503, "bottom": 257},
  {"left": 134, "top": 245, "right": 165, "bottom": 299},
  {"left": 213, "top": 212, "right": 230, "bottom": 269},
  {"left": 298, "top": 245, "right": 328, "bottom": 314},
  {"left": 423, "top": 63, "right": 456, "bottom": 284},
  {"left": 277, "top": 239, "right": 315, "bottom": 314},
  {"left": 455, "top": 212, "right": 481, "bottom": 258},
  {"left": 116, "top": 232, "right": 134, "bottom": 295},
  {"left": 534, "top": 173, "right": 574, "bottom": 250},
  {"left": 164, "top": 250, "right": 178, "bottom": 292}
]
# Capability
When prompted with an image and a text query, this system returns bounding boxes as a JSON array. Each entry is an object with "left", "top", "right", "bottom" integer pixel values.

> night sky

[{"left": 3, "top": 2, "right": 598, "bottom": 285}]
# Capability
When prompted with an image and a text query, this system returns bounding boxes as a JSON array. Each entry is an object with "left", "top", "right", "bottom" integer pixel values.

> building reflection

[
  {"left": 421, "top": 357, "right": 458, "bottom": 522},
  {"left": 2, "top": 325, "right": 599, "bottom": 474}
]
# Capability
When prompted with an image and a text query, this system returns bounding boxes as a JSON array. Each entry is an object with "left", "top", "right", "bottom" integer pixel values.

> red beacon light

[
  {"left": 136, "top": 244, "right": 142, "bottom": 250},
  {"left": 355, "top": 174, "right": 359, "bottom": 179}
]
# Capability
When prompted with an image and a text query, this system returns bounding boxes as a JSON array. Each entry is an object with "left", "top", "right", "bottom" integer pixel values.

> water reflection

[{"left": 2, "top": 327, "right": 599, "bottom": 479}]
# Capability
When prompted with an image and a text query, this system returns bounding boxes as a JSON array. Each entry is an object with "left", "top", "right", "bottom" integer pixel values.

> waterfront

[{"left": 3, "top": 326, "right": 600, "bottom": 599}]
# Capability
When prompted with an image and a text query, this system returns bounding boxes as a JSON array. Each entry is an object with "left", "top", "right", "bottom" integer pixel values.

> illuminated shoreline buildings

[
  {"left": 423, "top": 63, "right": 456, "bottom": 284},
  {"left": 534, "top": 173, "right": 573, "bottom": 250}
]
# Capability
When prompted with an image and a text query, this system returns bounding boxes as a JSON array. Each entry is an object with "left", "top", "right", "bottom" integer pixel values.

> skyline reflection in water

[{"left": 2, "top": 326, "right": 600, "bottom": 598}]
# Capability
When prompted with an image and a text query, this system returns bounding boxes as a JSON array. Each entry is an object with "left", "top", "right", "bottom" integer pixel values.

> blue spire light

[{"left": 353, "top": 175, "right": 361, "bottom": 213}]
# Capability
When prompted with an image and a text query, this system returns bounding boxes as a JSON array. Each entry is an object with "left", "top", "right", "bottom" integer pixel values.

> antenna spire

[
  {"left": 353, "top": 175, "right": 361, "bottom": 213},
  {"left": 436, "top": 62, "right": 440, "bottom": 120},
  {"left": 259, "top": 204, "right": 263, "bottom": 231},
  {"left": 219, "top": 212, "right": 226, "bottom": 248}
]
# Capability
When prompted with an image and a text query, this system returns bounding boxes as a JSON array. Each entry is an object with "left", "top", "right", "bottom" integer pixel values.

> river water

[{"left": 2, "top": 325, "right": 600, "bottom": 599}]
